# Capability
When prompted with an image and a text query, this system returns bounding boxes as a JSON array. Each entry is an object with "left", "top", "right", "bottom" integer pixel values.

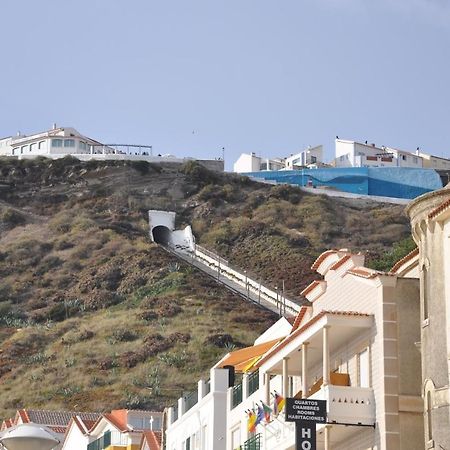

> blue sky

[{"left": 1, "top": 0, "right": 450, "bottom": 168}]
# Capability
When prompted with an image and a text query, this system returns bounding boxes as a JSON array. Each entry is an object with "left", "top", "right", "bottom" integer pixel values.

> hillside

[{"left": 0, "top": 157, "right": 414, "bottom": 418}]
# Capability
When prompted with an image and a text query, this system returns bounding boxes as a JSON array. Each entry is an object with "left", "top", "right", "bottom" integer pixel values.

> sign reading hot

[{"left": 285, "top": 398, "right": 327, "bottom": 450}]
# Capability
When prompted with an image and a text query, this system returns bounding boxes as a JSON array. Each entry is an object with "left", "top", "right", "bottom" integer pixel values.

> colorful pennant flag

[
  {"left": 255, "top": 404, "right": 264, "bottom": 427},
  {"left": 273, "top": 392, "right": 286, "bottom": 416},
  {"left": 261, "top": 401, "right": 273, "bottom": 423},
  {"left": 247, "top": 409, "right": 257, "bottom": 433}
]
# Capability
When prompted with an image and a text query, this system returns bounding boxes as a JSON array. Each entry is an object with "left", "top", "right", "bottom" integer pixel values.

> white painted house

[
  {"left": 233, "top": 153, "right": 285, "bottom": 173},
  {"left": 334, "top": 139, "right": 424, "bottom": 168},
  {"left": 0, "top": 125, "right": 115, "bottom": 158},
  {"left": 285, "top": 145, "right": 324, "bottom": 170}
]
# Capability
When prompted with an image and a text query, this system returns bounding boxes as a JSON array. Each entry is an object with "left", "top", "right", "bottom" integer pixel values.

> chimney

[
  {"left": 52, "top": 123, "right": 57, "bottom": 130},
  {"left": 16, "top": 131, "right": 21, "bottom": 137}
]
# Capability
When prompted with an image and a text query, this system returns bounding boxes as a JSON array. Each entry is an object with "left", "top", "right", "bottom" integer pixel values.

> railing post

[{"left": 264, "top": 372, "right": 271, "bottom": 405}]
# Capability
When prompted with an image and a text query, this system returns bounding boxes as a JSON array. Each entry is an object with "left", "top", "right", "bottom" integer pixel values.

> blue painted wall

[{"left": 244, "top": 167, "right": 442, "bottom": 199}]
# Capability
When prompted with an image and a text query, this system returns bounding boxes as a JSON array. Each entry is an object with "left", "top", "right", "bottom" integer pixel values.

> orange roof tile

[
  {"left": 103, "top": 413, "right": 129, "bottom": 432},
  {"left": 291, "top": 306, "right": 309, "bottom": 332},
  {"left": 428, "top": 197, "right": 450, "bottom": 219},
  {"left": 141, "top": 431, "right": 162, "bottom": 450},
  {"left": 255, "top": 310, "right": 370, "bottom": 368},
  {"left": 329, "top": 255, "right": 352, "bottom": 271},
  {"left": 390, "top": 247, "right": 419, "bottom": 273},
  {"left": 311, "top": 250, "right": 337, "bottom": 270},
  {"left": 300, "top": 280, "right": 321, "bottom": 297}
]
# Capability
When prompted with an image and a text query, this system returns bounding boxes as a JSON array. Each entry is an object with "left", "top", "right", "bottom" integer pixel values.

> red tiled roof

[
  {"left": 71, "top": 415, "right": 101, "bottom": 435},
  {"left": 255, "top": 310, "right": 370, "bottom": 368},
  {"left": 390, "top": 247, "right": 419, "bottom": 274},
  {"left": 346, "top": 268, "right": 379, "bottom": 279},
  {"left": 103, "top": 413, "right": 129, "bottom": 432},
  {"left": 48, "top": 426, "right": 67, "bottom": 434},
  {"left": 291, "top": 306, "right": 309, "bottom": 331},
  {"left": 311, "top": 250, "right": 337, "bottom": 270},
  {"left": 141, "top": 431, "right": 162, "bottom": 450},
  {"left": 329, "top": 255, "right": 352, "bottom": 271},
  {"left": 24, "top": 410, "right": 99, "bottom": 427},
  {"left": 428, "top": 197, "right": 450, "bottom": 219},
  {"left": 300, "top": 280, "right": 321, "bottom": 297}
]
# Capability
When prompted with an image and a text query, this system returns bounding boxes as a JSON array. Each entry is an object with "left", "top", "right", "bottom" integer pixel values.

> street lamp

[{"left": 0, "top": 423, "right": 59, "bottom": 450}]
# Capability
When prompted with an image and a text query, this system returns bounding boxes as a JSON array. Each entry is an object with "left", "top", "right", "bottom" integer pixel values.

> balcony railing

[
  {"left": 87, "top": 430, "right": 130, "bottom": 449},
  {"left": 87, "top": 431, "right": 111, "bottom": 450},
  {"left": 311, "top": 384, "right": 375, "bottom": 426},
  {"left": 185, "top": 390, "right": 198, "bottom": 412},
  {"left": 243, "top": 433, "right": 261, "bottom": 450},
  {"left": 231, "top": 383, "right": 243, "bottom": 408},
  {"left": 248, "top": 369, "right": 259, "bottom": 396}
]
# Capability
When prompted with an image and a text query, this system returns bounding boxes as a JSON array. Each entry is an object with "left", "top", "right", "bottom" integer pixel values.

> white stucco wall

[{"left": 165, "top": 369, "right": 229, "bottom": 450}]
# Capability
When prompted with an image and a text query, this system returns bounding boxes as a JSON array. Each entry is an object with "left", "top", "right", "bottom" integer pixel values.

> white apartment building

[
  {"left": 167, "top": 249, "right": 424, "bottom": 450},
  {"left": 334, "top": 139, "right": 423, "bottom": 169},
  {"left": 233, "top": 153, "right": 285, "bottom": 173},
  {"left": 233, "top": 146, "right": 324, "bottom": 173},
  {"left": 285, "top": 145, "right": 324, "bottom": 170}
]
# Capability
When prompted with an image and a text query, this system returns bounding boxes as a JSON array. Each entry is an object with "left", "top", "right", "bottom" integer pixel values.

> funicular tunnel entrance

[{"left": 152, "top": 225, "right": 172, "bottom": 246}]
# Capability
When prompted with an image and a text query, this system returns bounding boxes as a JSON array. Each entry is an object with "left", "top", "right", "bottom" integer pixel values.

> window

[
  {"left": 64, "top": 139, "right": 75, "bottom": 147},
  {"left": 357, "top": 348, "right": 370, "bottom": 388},
  {"left": 231, "top": 427, "right": 241, "bottom": 449},
  {"left": 30, "top": 143, "right": 37, "bottom": 152},
  {"left": 21, "top": 146, "right": 28, "bottom": 154},
  {"left": 38, "top": 141, "right": 45, "bottom": 149},
  {"left": 402, "top": 155, "right": 407, "bottom": 160},
  {"left": 12, "top": 148, "right": 18, "bottom": 155},
  {"left": 52, "top": 139, "right": 63, "bottom": 147},
  {"left": 185, "top": 436, "right": 191, "bottom": 450},
  {"left": 413, "top": 157, "right": 418, "bottom": 164},
  {"left": 79, "top": 141, "right": 86, "bottom": 151}
]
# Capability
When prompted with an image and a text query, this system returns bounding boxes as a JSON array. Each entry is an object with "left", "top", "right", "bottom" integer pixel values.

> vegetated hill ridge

[{"left": 0, "top": 157, "right": 415, "bottom": 418}]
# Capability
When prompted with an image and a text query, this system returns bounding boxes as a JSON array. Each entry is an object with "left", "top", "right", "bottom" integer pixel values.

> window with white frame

[
  {"left": 231, "top": 427, "right": 241, "bottom": 450},
  {"left": 38, "top": 141, "right": 45, "bottom": 149},
  {"left": 30, "top": 143, "right": 37, "bottom": 152},
  {"left": 64, "top": 139, "right": 75, "bottom": 147},
  {"left": 21, "top": 145, "right": 28, "bottom": 153},
  {"left": 52, "top": 139, "right": 63, "bottom": 147}
]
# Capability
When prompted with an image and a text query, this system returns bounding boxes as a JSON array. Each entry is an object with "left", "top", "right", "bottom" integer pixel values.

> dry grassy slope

[{"left": 0, "top": 158, "right": 414, "bottom": 417}]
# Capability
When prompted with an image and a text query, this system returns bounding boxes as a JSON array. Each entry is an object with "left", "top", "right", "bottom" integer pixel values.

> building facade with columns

[
  {"left": 221, "top": 249, "right": 424, "bottom": 450},
  {"left": 406, "top": 183, "right": 450, "bottom": 449}
]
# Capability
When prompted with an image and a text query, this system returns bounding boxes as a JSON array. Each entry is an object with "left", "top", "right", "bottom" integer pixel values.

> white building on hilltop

[
  {"left": 233, "top": 146, "right": 324, "bottom": 173},
  {"left": 0, "top": 125, "right": 116, "bottom": 158},
  {"left": 334, "top": 139, "right": 423, "bottom": 168}
]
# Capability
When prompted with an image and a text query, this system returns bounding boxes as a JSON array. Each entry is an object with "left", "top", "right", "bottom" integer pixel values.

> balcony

[
  {"left": 248, "top": 369, "right": 259, "bottom": 396},
  {"left": 87, "top": 431, "right": 129, "bottom": 450},
  {"left": 231, "top": 383, "right": 243, "bottom": 408},
  {"left": 310, "top": 384, "right": 375, "bottom": 426},
  {"left": 242, "top": 433, "right": 261, "bottom": 450}
]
